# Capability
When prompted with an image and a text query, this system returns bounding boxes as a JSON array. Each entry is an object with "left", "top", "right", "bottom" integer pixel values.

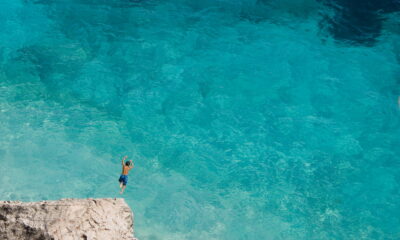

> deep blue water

[{"left": 1, "top": 0, "right": 400, "bottom": 239}]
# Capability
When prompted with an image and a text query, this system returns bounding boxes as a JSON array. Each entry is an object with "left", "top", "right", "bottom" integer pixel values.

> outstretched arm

[
  {"left": 129, "top": 160, "right": 134, "bottom": 169},
  {"left": 121, "top": 156, "right": 128, "bottom": 166}
]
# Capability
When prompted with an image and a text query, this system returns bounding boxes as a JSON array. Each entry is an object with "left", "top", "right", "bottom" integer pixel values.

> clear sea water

[{"left": 1, "top": 0, "right": 400, "bottom": 239}]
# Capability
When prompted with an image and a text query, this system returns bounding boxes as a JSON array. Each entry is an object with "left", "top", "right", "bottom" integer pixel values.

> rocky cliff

[{"left": 0, "top": 198, "right": 136, "bottom": 240}]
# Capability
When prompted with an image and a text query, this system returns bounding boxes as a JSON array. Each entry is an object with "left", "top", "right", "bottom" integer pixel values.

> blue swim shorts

[{"left": 119, "top": 174, "right": 128, "bottom": 186}]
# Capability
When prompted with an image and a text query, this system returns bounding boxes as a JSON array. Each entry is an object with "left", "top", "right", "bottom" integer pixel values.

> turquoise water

[{"left": 1, "top": 0, "right": 400, "bottom": 239}]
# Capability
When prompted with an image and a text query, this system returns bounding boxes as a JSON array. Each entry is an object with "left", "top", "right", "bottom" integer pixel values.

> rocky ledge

[{"left": 0, "top": 198, "right": 137, "bottom": 240}]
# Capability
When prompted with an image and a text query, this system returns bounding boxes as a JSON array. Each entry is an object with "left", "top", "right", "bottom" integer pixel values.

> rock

[{"left": 0, "top": 198, "right": 137, "bottom": 240}]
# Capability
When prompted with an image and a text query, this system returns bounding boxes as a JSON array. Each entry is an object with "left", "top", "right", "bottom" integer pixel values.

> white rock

[{"left": 0, "top": 198, "right": 137, "bottom": 240}]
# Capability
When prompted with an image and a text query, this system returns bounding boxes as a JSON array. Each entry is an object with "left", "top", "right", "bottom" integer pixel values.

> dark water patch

[{"left": 322, "top": 0, "right": 400, "bottom": 45}]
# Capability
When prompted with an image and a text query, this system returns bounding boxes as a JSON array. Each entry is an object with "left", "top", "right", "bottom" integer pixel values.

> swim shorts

[{"left": 119, "top": 174, "right": 128, "bottom": 186}]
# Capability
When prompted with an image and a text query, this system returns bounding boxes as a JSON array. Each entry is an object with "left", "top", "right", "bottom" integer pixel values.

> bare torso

[{"left": 122, "top": 165, "right": 131, "bottom": 175}]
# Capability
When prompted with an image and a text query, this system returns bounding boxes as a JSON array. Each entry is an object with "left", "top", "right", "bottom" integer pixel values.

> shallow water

[{"left": 1, "top": 0, "right": 400, "bottom": 239}]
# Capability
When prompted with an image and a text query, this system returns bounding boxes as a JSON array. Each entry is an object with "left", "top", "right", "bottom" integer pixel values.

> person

[{"left": 118, "top": 156, "right": 134, "bottom": 194}]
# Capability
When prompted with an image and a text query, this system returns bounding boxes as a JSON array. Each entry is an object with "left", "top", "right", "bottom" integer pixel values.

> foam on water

[{"left": 1, "top": 0, "right": 400, "bottom": 239}]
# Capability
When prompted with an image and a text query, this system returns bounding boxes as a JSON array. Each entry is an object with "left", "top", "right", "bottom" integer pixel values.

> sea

[{"left": 0, "top": 0, "right": 399, "bottom": 239}]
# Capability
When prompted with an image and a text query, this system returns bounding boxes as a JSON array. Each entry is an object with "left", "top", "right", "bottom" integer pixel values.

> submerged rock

[{"left": 0, "top": 198, "right": 137, "bottom": 240}]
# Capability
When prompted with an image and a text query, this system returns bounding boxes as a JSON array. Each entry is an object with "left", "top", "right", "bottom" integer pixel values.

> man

[{"left": 119, "top": 156, "right": 134, "bottom": 194}]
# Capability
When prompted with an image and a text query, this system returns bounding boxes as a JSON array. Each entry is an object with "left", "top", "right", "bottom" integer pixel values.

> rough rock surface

[{"left": 0, "top": 198, "right": 136, "bottom": 240}]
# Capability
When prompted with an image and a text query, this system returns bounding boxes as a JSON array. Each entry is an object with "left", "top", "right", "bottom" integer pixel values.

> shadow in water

[{"left": 322, "top": 0, "right": 400, "bottom": 45}]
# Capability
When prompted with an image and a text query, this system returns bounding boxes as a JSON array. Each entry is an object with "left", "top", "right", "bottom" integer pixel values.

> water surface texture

[{"left": 1, "top": 0, "right": 400, "bottom": 239}]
